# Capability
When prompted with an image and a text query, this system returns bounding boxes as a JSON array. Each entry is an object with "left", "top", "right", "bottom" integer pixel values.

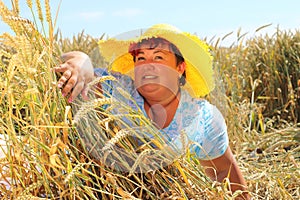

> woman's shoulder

[
  {"left": 181, "top": 89, "right": 212, "bottom": 110},
  {"left": 180, "top": 90, "right": 225, "bottom": 121}
]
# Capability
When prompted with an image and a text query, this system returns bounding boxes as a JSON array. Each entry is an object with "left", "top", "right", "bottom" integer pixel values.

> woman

[{"left": 55, "top": 24, "right": 249, "bottom": 199}]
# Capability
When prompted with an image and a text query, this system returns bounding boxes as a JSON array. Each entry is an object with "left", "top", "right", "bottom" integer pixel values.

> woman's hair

[{"left": 129, "top": 37, "right": 186, "bottom": 86}]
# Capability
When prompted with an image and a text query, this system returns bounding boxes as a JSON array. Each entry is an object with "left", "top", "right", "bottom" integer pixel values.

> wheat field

[{"left": 0, "top": 1, "right": 299, "bottom": 199}]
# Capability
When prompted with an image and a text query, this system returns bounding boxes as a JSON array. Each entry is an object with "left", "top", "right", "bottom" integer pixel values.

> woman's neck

[{"left": 144, "top": 89, "right": 181, "bottom": 129}]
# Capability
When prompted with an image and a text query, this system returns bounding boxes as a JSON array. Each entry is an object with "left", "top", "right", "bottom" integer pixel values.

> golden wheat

[
  {"left": 72, "top": 97, "right": 113, "bottom": 124},
  {"left": 0, "top": 0, "right": 299, "bottom": 199}
]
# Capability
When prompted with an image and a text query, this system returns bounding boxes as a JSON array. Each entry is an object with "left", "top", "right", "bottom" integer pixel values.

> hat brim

[{"left": 98, "top": 24, "right": 214, "bottom": 97}]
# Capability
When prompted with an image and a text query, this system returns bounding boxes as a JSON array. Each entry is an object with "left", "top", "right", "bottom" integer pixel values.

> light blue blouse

[{"left": 95, "top": 68, "right": 228, "bottom": 160}]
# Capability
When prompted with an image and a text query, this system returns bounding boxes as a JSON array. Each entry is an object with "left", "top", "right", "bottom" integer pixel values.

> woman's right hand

[{"left": 54, "top": 51, "right": 95, "bottom": 102}]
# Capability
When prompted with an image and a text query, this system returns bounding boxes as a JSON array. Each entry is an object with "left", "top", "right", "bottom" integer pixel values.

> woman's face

[{"left": 134, "top": 43, "right": 185, "bottom": 100}]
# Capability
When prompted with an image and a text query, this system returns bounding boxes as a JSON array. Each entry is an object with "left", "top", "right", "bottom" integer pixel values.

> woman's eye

[
  {"left": 154, "top": 56, "right": 163, "bottom": 60},
  {"left": 137, "top": 57, "right": 145, "bottom": 61}
]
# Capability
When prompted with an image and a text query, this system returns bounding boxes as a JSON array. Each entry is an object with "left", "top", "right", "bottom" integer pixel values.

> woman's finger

[
  {"left": 68, "top": 81, "right": 85, "bottom": 103},
  {"left": 54, "top": 62, "right": 69, "bottom": 73},
  {"left": 61, "top": 75, "right": 77, "bottom": 97},
  {"left": 63, "top": 69, "right": 72, "bottom": 79},
  {"left": 57, "top": 70, "right": 72, "bottom": 88},
  {"left": 80, "top": 85, "right": 90, "bottom": 101}
]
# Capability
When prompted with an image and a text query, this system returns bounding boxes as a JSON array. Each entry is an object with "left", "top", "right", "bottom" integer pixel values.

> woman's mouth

[{"left": 143, "top": 75, "right": 158, "bottom": 79}]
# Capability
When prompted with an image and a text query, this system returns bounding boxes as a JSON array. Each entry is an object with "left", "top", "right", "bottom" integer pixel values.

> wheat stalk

[
  {"left": 35, "top": 0, "right": 43, "bottom": 22},
  {"left": 16, "top": 180, "right": 43, "bottom": 199},
  {"left": 101, "top": 129, "right": 133, "bottom": 153},
  {"left": 64, "top": 163, "right": 84, "bottom": 184},
  {"left": 129, "top": 149, "right": 159, "bottom": 175},
  {"left": 26, "top": 0, "right": 32, "bottom": 9},
  {"left": 72, "top": 97, "right": 113, "bottom": 125}
]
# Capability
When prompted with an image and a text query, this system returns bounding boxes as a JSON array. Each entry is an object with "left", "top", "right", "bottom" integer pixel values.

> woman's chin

[
  {"left": 137, "top": 83, "right": 167, "bottom": 97},
  {"left": 137, "top": 84, "right": 160, "bottom": 93}
]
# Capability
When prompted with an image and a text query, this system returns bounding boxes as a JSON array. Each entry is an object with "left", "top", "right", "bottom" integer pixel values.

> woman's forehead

[
  {"left": 129, "top": 37, "right": 182, "bottom": 57},
  {"left": 139, "top": 42, "right": 170, "bottom": 49},
  {"left": 136, "top": 48, "right": 173, "bottom": 56}
]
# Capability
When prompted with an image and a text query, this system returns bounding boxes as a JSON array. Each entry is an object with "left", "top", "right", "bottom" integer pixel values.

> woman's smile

[{"left": 142, "top": 75, "right": 158, "bottom": 79}]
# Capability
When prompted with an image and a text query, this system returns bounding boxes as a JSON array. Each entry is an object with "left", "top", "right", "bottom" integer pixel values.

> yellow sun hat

[{"left": 98, "top": 24, "right": 214, "bottom": 97}]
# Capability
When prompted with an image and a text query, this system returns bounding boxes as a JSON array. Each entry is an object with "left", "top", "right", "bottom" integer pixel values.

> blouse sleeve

[
  {"left": 94, "top": 68, "right": 135, "bottom": 97},
  {"left": 192, "top": 102, "right": 229, "bottom": 160}
]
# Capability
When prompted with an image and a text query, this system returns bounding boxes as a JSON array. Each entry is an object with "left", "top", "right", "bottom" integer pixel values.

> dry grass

[{"left": 0, "top": 1, "right": 299, "bottom": 199}]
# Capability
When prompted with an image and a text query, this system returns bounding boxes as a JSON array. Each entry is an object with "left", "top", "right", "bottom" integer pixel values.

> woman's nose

[
  {"left": 144, "top": 63, "right": 155, "bottom": 70},
  {"left": 135, "top": 63, "right": 156, "bottom": 70}
]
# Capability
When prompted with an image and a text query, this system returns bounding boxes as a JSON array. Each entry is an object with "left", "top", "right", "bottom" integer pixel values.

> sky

[{"left": 1, "top": 0, "right": 300, "bottom": 46}]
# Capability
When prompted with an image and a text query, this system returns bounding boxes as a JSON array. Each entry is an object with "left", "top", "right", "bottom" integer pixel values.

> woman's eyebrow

[
  {"left": 153, "top": 50, "right": 168, "bottom": 54},
  {"left": 136, "top": 51, "right": 145, "bottom": 56}
]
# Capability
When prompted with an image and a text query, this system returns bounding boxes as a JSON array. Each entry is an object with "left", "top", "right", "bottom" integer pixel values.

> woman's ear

[{"left": 177, "top": 62, "right": 186, "bottom": 74}]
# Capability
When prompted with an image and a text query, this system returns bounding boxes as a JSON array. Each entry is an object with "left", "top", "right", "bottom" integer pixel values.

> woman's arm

[{"left": 200, "top": 147, "right": 250, "bottom": 199}]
